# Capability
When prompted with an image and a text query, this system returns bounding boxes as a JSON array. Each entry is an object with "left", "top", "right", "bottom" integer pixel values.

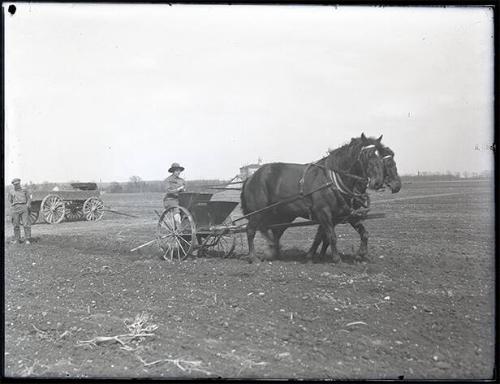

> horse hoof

[
  {"left": 303, "top": 253, "right": 314, "bottom": 263},
  {"left": 331, "top": 254, "right": 341, "bottom": 264},
  {"left": 242, "top": 255, "right": 255, "bottom": 264},
  {"left": 356, "top": 253, "right": 370, "bottom": 263}
]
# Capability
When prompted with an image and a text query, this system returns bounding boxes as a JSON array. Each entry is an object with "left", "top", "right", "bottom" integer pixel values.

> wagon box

[{"left": 29, "top": 183, "right": 104, "bottom": 224}]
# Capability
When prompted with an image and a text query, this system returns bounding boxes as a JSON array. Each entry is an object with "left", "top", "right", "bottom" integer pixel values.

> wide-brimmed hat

[
  {"left": 168, "top": 163, "right": 185, "bottom": 173},
  {"left": 11, "top": 178, "right": 21, "bottom": 185}
]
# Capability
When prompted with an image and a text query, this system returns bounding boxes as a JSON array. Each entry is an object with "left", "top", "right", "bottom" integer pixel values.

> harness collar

[{"left": 299, "top": 143, "right": 380, "bottom": 203}]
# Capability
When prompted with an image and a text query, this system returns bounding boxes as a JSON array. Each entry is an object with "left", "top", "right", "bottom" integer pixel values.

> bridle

[{"left": 380, "top": 153, "right": 394, "bottom": 180}]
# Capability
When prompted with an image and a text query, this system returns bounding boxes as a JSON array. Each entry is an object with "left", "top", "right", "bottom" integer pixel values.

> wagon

[
  {"left": 29, "top": 182, "right": 104, "bottom": 224},
  {"left": 155, "top": 191, "right": 385, "bottom": 261}
]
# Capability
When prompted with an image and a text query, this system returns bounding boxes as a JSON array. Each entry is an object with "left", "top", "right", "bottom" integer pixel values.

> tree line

[
  {"left": 401, "top": 170, "right": 493, "bottom": 182},
  {"left": 19, "top": 176, "right": 230, "bottom": 193},
  {"left": 9, "top": 171, "right": 493, "bottom": 194}
]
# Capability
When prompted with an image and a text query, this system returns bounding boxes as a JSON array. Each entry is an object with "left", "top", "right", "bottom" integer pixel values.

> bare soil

[{"left": 3, "top": 180, "right": 495, "bottom": 379}]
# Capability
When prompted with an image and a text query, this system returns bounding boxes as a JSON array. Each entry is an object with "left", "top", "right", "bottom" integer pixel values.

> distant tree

[
  {"left": 27, "top": 181, "right": 37, "bottom": 191},
  {"left": 147, "top": 180, "right": 164, "bottom": 193},
  {"left": 127, "top": 176, "right": 145, "bottom": 193},
  {"left": 480, "top": 170, "right": 493, "bottom": 178},
  {"left": 40, "top": 181, "right": 55, "bottom": 191},
  {"left": 108, "top": 181, "right": 123, "bottom": 193}
]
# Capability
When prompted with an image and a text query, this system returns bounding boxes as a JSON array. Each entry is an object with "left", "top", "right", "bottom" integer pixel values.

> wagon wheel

[
  {"left": 29, "top": 209, "right": 39, "bottom": 225},
  {"left": 41, "top": 194, "right": 66, "bottom": 224},
  {"left": 195, "top": 234, "right": 210, "bottom": 258},
  {"left": 157, "top": 206, "right": 197, "bottom": 261},
  {"left": 203, "top": 218, "right": 236, "bottom": 258},
  {"left": 65, "top": 203, "right": 84, "bottom": 221},
  {"left": 20, "top": 208, "right": 39, "bottom": 225},
  {"left": 83, "top": 197, "right": 104, "bottom": 221}
]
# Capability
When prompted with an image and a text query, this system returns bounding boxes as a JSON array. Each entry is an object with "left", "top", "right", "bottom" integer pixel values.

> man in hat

[
  {"left": 8, "top": 178, "right": 32, "bottom": 244},
  {"left": 164, "top": 163, "right": 186, "bottom": 225}
]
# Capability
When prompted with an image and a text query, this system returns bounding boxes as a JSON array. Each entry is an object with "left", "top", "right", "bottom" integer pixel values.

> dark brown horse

[
  {"left": 305, "top": 141, "right": 401, "bottom": 262},
  {"left": 240, "top": 134, "right": 386, "bottom": 263}
]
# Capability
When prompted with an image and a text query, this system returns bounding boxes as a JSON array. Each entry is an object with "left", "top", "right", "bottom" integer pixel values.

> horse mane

[{"left": 325, "top": 137, "right": 365, "bottom": 170}]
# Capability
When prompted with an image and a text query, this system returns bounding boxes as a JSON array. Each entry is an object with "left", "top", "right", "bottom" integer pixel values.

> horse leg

[
  {"left": 305, "top": 226, "right": 324, "bottom": 262},
  {"left": 316, "top": 211, "right": 341, "bottom": 263},
  {"left": 245, "top": 223, "right": 260, "bottom": 264},
  {"left": 271, "top": 227, "right": 286, "bottom": 260},
  {"left": 317, "top": 230, "right": 330, "bottom": 261},
  {"left": 350, "top": 220, "right": 370, "bottom": 262},
  {"left": 259, "top": 229, "right": 277, "bottom": 260},
  {"left": 326, "top": 225, "right": 341, "bottom": 263}
]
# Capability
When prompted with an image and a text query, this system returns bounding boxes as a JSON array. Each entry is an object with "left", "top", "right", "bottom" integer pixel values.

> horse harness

[{"left": 298, "top": 144, "right": 380, "bottom": 211}]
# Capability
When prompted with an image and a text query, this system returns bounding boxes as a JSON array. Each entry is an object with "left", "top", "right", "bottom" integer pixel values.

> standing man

[
  {"left": 164, "top": 163, "right": 185, "bottom": 225},
  {"left": 8, "top": 178, "right": 32, "bottom": 244}
]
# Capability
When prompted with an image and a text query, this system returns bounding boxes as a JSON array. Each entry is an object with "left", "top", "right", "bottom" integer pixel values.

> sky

[{"left": 4, "top": 4, "right": 494, "bottom": 184}]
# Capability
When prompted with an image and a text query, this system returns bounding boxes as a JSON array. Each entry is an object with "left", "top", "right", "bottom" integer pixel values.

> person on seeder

[{"left": 163, "top": 162, "right": 186, "bottom": 226}]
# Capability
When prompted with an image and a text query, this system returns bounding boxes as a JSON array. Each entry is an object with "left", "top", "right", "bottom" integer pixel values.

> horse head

[
  {"left": 357, "top": 133, "right": 385, "bottom": 190},
  {"left": 325, "top": 133, "right": 385, "bottom": 191},
  {"left": 366, "top": 134, "right": 401, "bottom": 194},
  {"left": 379, "top": 146, "right": 401, "bottom": 193}
]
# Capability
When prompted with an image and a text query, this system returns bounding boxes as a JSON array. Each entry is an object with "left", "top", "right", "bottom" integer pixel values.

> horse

[
  {"left": 305, "top": 141, "right": 401, "bottom": 262},
  {"left": 240, "top": 134, "right": 386, "bottom": 264}
]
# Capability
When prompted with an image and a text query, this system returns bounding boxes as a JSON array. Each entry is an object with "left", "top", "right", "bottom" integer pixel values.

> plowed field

[{"left": 4, "top": 180, "right": 495, "bottom": 379}]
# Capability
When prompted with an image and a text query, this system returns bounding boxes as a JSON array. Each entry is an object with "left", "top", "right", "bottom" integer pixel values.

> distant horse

[
  {"left": 240, "top": 134, "right": 386, "bottom": 263},
  {"left": 306, "top": 141, "right": 401, "bottom": 262}
]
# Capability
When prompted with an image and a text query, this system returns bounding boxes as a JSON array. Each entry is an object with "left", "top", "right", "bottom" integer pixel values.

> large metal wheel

[
  {"left": 157, "top": 206, "right": 197, "bottom": 261},
  {"left": 41, "top": 194, "right": 66, "bottom": 224},
  {"left": 201, "top": 218, "right": 236, "bottom": 258},
  {"left": 83, "top": 197, "right": 104, "bottom": 221}
]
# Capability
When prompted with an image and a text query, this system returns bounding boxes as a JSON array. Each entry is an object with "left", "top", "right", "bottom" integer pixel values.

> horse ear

[
  {"left": 361, "top": 133, "right": 368, "bottom": 144},
  {"left": 377, "top": 135, "right": 383, "bottom": 143}
]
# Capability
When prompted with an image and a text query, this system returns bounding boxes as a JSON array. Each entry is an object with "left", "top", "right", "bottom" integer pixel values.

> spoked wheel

[
  {"left": 83, "top": 197, "right": 104, "bottom": 221},
  {"left": 65, "top": 203, "right": 84, "bottom": 221},
  {"left": 157, "top": 206, "right": 197, "bottom": 261},
  {"left": 202, "top": 218, "right": 236, "bottom": 258},
  {"left": 207, "top": 233, "right": 237, "bottom": 258},
  {"left": 41, "top": 194, "right": 66, "bottom": 224}
]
